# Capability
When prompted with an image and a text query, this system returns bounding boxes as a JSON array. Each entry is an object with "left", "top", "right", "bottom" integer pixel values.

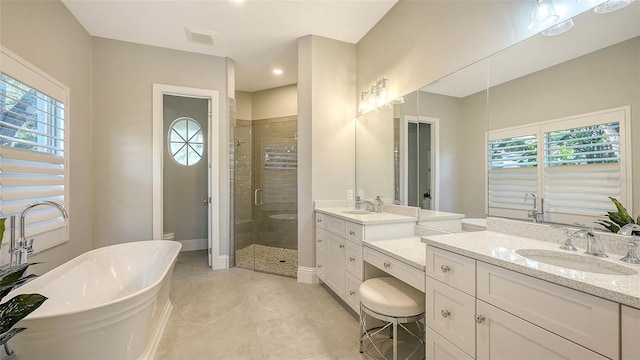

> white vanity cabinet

[
  {"left": 315, "top": 210, "right": 415, "bottom": 313},
  {"left": 426, "top": 245, "right": 619, "bottom": 360},
  {"left": 622, "top": 305, "right": 640, "bottom": 359}
]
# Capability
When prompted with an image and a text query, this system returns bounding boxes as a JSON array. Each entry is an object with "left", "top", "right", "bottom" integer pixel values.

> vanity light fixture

[
  {"left": 527, "top": 0, "right": 560, "bottom": 32},
  {"left": 541, "top": 18, "right": 574, "bottom": 36},
  {"left": 359, "top": 78, "right": 390, "bottom": 113},
  {"left": 594, "top": 0, "right": 634, "bottom": 13}
]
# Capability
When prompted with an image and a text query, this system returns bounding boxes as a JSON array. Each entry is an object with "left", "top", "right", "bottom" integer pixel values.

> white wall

[
  {"left": 298, "top": 35, "right": 356, "bottom": 277},
  {"left": 252, "top": 84, "right": 297, "bottom": 120},
  {"left": 92, "top": 38, "right": 229, "bottom": 251},
  {"left": 1, "top": 0, "right": 94, "bottom": 273}
]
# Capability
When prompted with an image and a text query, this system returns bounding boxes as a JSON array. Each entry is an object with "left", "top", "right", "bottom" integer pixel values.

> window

[
  {"left": 0, "top": 49, "right": 69, "bottom": 260},
  {"left": 167, "top": 117, "right": 204, "bottom": 166},
  {"left": 487, "top": 107, "right": 631, "bottom": 226}
]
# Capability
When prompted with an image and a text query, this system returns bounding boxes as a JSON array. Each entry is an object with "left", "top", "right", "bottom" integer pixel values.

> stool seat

[{"left": 359, "top": 277, "right": 425, "bottom": 317}]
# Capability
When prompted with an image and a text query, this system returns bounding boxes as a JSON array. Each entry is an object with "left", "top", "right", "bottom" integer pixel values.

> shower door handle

[{"left": 254, "top": 189, "right": 263, "bottom": 206}]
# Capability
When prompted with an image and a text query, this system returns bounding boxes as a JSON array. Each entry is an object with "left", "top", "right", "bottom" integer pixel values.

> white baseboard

[
  {"left": 297, "top": 266, "right": 318, "bottom": 284},
  {"left": 211, "top": 255, "right": 228, "bottom": 270},
  {"left": 178, "top": 238, "right": 207, "bottom": 252}
]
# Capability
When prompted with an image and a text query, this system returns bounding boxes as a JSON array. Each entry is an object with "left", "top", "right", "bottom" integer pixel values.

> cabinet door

[
  {"left": 345, "top": 271, "right": 362, "bottom": 313},
  {"left": 325, "top": 232, "right": 346, "bottom": 298},
  {"left": 426, "top": 328, "right": 474, "bottom": 360},
  {"left": 622, "top": 305, "right": 640, "bottom": 360},
  {"left": 426, "top": 278, "right": 476, "bottom": 357},
  {"left": 476, "top": 300, "right": 608, "bottom": 360}
]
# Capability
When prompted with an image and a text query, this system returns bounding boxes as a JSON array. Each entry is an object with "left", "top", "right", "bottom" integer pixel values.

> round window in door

[{"left": 167, "top": 117, "right": 204, "bottom": 166}]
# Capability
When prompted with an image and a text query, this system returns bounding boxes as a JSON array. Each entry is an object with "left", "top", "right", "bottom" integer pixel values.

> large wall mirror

[{"left": 355, "top": 0, "right": 640, "bottom": 227}]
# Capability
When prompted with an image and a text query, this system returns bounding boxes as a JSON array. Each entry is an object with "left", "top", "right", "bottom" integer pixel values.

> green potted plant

[
  {"left": 0, "top": 218, "right": 47, "bottom": 359},
  {"left": 596, "top": 197, "right": 640, "bottom": 236}
]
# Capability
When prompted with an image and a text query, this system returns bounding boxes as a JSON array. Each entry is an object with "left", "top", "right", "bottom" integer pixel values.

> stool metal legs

[{"left": 359, "top": 303, "right": 425, "bottom": 360}]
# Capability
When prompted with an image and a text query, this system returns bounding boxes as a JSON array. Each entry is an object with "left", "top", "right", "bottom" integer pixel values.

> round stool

[{"left": 359, "top": 277, "right": 425, "bottom": 360}]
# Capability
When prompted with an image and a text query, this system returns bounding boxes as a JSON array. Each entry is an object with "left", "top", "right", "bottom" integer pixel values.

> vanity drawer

[
  {"left": 345, "top": 222, "right": 363, "bottom": 244},
  {"left": 426, "top": 327, "right": 474, "bottom": 360},
  {"left": 316, "top": 213, "right": 327, "bottom": 230},
  {"left": 426, "top": 246, "right": 476, "bottom": 296},
  {"left": 346, "top": 271, "right": 362, "bottom": 313},
  {"left": 326, "top": 216, "right": 346, "bottom": 237},
  {"left": 316, "top": 250, "right": 326, "bottom": 281},
  {"left": 477, "top": 261, "right": 619, "bottom": 360},
  {"left": 364, "top": 246, "right": 425, "bottom": 292},
  {"left": 345, "top": 240, "right": 363, "bottom": 279},
  {"left": 426, "top": 278, "right": 476, "bottom": 357},
  {"left": 316, "top": 228, "right": 328, "bottom": 254}
]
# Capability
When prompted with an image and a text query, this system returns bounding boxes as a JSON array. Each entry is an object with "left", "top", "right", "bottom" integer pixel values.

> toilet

[{"left": 162, "top": 231, "right": 175, "bottom": 241}]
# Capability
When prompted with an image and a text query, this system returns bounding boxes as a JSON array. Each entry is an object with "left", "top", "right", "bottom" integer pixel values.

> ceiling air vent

[{"left": 185, "top": 27, "right": 217, "bottom": 46}]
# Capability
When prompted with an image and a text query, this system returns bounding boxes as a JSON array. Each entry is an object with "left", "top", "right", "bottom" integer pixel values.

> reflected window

[{"left": 168, "top": 117, "right": 204, "bottom": 166}]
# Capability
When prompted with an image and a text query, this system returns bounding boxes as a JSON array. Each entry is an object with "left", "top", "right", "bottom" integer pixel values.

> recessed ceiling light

[
  {"left": 273, "top": 69, "right": 283, "bottom": 75},
  {"left": 231, "top": 0, "right": 245, "bottom": 3}
]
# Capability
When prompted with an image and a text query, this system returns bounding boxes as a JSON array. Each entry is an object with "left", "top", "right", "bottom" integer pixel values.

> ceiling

[{"left": 62, "top": 0, "right": 397, "bottom": 92}]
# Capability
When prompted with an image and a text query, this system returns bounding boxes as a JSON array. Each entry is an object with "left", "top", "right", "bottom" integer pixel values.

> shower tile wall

[
  {"left": 253, "top": 116, "right": 298, "bottom": 250},
  {"left": 235, "top": 118, "right": 253, "bottom": 251}
]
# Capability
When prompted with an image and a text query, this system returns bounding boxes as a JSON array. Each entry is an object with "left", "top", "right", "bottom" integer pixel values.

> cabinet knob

[
  {"left": 475, "top": 314, "right": 486, "bottom": 324},
  {"left": 317, "top": 219, "right": 322, "bottom": 223},
  {"left": 349, "top": 256, "right": 355, "bottom": 262},
  {"left": 383, "top": 262, "right": 391, "bottom": 269},
  {"left": 441, "top": 309, "right": 451, "bottom": 318},
  {"left": 339, "top": 244, "right": 345, "bottom": 249},
  {"left": 318, "top": 264, "right": 323, "bottom": 268},
  {"left": 440, "top": 265, "right": 451, "bottom": 273},
  {"left": 349, "top": 230, "right": 355, "bottom": 235},
  {"left": 350, "top": 291, "right": 355, "bottom": 296},
  {"left": 317, "top": 239, "right": 322, "bottom": 242}
]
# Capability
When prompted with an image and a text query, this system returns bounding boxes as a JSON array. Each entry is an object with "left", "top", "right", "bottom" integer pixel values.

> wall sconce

[
  {"left": 359, "top": 78, "right": 390, "bottom": 113},
  {"left": 594, "top": 0, "right": 633, "bottom": 13},
  {"left": 527, "top": 0, "right": 559, "bottom": 32},
  {"left": 541, "top": 18, "right": 574, "bottom": 36}
]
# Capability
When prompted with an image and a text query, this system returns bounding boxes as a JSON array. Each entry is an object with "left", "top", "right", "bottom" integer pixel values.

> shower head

[{"left": 235, "top": 137, "right": 242, "bottom": 146}]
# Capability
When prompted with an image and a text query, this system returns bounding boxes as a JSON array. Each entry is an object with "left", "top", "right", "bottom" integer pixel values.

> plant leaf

[
  {"left": 0, "top": 218, "right": 5, "bottom": 249},
  {"left": 0, "top": 327, "right": 26, "bottom": 347},
  {"left": 609, "top": 197, "right": 635, "bottom": 224},
  {"left": 607, "top": 212, "right": 628, "bottom": 227},
  {"left": 0, "top": 274, "right": 38, "bottom": 299},
  {"left": 0, "top": 294, "right": 47, "bottom": 335},
  {"left": 596, "top": 220, "right": 619, "bottom": 233}
]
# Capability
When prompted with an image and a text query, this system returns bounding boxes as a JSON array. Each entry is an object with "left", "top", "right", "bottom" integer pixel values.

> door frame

[
  {"left": 152, "top": 84, "right": 221, "bottom": 268},
  {"left": 400, "top": 115, "right": 440, "bottom": 209}
]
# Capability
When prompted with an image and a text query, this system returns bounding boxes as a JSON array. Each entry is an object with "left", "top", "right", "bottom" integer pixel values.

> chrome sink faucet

[
  {"left": 9, "top": 201, "right": 69, "bottom": 266},
  {"left": 524, "top": 193, "right": 544, "bottom": 223},
  {"left": 617, "top": 224, "right": 640, "bottom": 264},
  {"left": 572, "top": 226, "right": 607, "bottom": 258}
]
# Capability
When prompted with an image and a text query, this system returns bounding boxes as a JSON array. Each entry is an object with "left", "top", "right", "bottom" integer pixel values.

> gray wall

[
  {"left": 92, "top": 37, "right": 228, "bottom": 249},
  {"left": 1, "top": 0, "right": 94, "bottom": 272}
]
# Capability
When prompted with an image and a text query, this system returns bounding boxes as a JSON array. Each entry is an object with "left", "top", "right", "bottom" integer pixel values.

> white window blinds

[
  {"left": 0, "top": 49, "right": 69, "bottom": 260},
  {"left": 486, "top": 107, "right": 631, "bottom": 226}
]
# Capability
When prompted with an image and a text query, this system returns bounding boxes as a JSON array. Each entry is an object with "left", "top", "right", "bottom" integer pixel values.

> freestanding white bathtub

[{"left": 8, "top": 240, "right": 181, "bottom": 360}]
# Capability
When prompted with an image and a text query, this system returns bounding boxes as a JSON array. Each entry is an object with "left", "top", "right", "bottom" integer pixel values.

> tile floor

[
  {"left": 235, "top": 244, "right": 298, "bottom": 278},
  {"left": 156, "top": 250, "right": 423, "bottom": 360}
]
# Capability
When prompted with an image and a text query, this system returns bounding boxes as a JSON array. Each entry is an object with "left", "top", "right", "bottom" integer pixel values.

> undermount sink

[
  {"left": 516, "top": 249, "right": 637, "bottom": 276},
  {"left": 342, "top": 210, "right": 372, "bottom": 215}
]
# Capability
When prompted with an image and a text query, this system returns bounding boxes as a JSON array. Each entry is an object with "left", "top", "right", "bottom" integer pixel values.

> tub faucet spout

[{"left": 10, "top": 201, "right": 68, "bottom": 266}]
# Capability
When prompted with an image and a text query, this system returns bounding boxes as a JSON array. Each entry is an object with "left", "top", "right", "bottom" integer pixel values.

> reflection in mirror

[{"left": 485, "top": 1, "right": 640, "bottom": 228}]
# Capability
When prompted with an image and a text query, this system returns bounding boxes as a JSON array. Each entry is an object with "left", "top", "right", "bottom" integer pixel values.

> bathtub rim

[{"left": 6, "top": 239, "right": 181, "bottom": 320}]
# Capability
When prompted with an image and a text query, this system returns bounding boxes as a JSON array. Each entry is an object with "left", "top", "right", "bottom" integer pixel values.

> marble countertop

[
  {"left": 422, "top": 231, "right": 640, "bottom": 308},
  {"left": 315, "top": 207, "right": 417, "bottom": 225},
  {"left": 418, "top": 209, "right": 465, "bottom": 221},
  {"left": 363, "top": 237, "right": 426, "bottom": 270}
]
